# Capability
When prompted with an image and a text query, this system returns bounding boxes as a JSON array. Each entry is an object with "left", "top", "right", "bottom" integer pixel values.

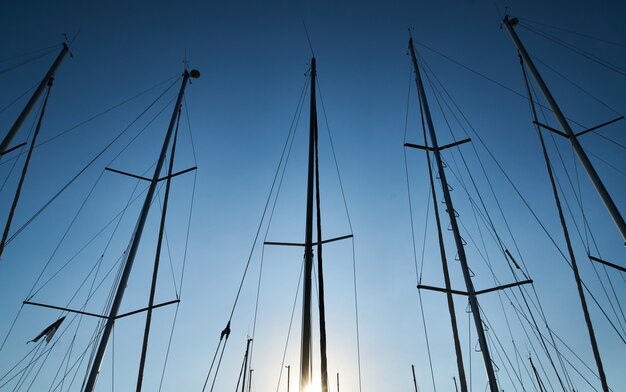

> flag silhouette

[{"left": 29, "top": 317, "right": 65, "bottom": 344}]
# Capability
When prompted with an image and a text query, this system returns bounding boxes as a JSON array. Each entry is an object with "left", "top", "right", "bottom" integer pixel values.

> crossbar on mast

[
  {"left": 264, "top": 234, "right": 352, "bottom": 247},
  {"left": 588, "top": 255, "right": 626, "bottom": 273}
]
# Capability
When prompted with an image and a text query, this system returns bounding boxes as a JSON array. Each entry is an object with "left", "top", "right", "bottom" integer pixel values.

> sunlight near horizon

[{"left": 303, "top": 380, "right": 322, "bottom": 392}]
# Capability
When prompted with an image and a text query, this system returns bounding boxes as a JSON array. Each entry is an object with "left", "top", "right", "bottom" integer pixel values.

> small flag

[
  {"left": 29, "top": 317, "right": 65, "bottom": 344},
  {"left": 220, "top": 321, "right": 231, "bottom": 340}
]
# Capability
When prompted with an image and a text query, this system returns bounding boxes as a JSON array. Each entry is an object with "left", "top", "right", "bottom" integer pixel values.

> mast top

[{"left": 504, "top": 14, "right": 519, "bottom": 26}]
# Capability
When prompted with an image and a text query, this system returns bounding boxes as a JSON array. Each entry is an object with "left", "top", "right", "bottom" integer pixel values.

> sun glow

[{"left": 303, "top": 380, "right": 322, "bottom": 392}]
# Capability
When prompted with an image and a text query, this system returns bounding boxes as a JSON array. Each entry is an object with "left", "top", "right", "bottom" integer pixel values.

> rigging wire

[
  {"left": 404, "top": 60, "right": 438, "bottom": 390},
  {"left": 27, "top": 174, "right": 151, "bottom": 299},
  {"left": 508, "top": 301, "right": 606, "bottom": 392},
  {"left": 11, "top": 342, "right": 45, "bottom": 392},
  {"left": 0, "top": 44, "right": 63, "bottom": 64},
  {"left": 402, "top": 65, "right": 423, "bottom": 284},
  {"left": 200, "top": 72, "right": 310, "bottom": 391},
  {"left": 420, "top": 38, "right": 622, "bottom": 353},
  {"left": 0, "top": 82, "right": 38, "bottom": 115},
  {"left": 247, "top": 71, "right": 310, "bottom": 392},
  {"left": 0, "top": 46, "right": 60, "bottom": 77},
  {"left": 225, "top": 74, "right": 309, "bottom": 322},
  {"left": 0, "top": 88, "right": 39, "bottom": 195},
  {"left": 0, "top": 74, "right": 181, "bottom": 168},
  {"left": 418, "top": 52, "right": 555, "bottom": 391},
  {"left": 524, "top": 60, "right": 626, "bottom": 336},
  {"left": 316, "top": 75, "right": 363, "bottom": 392},
  {"left": 410, "top": 40, "right": 591, "bottom": 130},
  {"left": 592, "top": 132, "right": 626, "bottom": 151},
  {"left": 0, "top": 93, "right": 48, "bottom": 352},
  {"left": 242, "top": 65, "right": 317, "bottom": 391},
  {"left": 410, "top": 53, "right": 588, "bottom": 390},
  {"left": 158, "top": 94, "right": 199, "bottom": 391},
  {"left": 274, "top": 262, "right": 304, "bottom": 392},
  {"left": 2, "top": 79, "right": 180, "bottom": 250},
  {"left": 0, "top": 144, "right": 26, "bottom": 195},
  {"left": 13, "top": 87, "right": 177, "bottom": 304},
  {"left": 521, "top": 18, "right": 626, "bottom": 49},
  {"left": 530, "top": 54, "right": 622, "bottom": 116},
  {"left": 519, "top": 57, "right": 620, "bottom": 390},
  {"left": 0, "top": 76, "right": 183, "bottom": 390},
  {"left": 518, "top": 23, "right": 626, "bottom": 78},
  {"left": 547, "top": 134, "right": 626, "bottom": 333},
  {"left": 26, "top": 338, "right": 52, "bottom": 392},
  {"left": 415, "top": 48, "right": 583, "bottom": 390},
  {"left": 408, "top": 46, "right": 626, "bottom": 354},
  {"left": 155, "top": 190, "right": 179, "bottom": 297},
  {"left": 416, "top": 49, "right": 533, "bottom": 390},
  {"left": 314, "top": 76, "right": 329, "bottom": 392}
]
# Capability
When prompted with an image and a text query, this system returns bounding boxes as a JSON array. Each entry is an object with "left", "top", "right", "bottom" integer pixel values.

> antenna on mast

[{"left": 303, "top": 22, "right": 316, "bottom": 57}]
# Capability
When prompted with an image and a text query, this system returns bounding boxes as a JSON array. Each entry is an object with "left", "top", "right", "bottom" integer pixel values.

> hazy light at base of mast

[{"left": 303, "top": 380, "right": 322, "bottom": 392}]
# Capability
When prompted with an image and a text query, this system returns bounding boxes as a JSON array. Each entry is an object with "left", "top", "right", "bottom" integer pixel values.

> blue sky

[{"left": 0, "top": 0, "right": 624, "bottom": 391}]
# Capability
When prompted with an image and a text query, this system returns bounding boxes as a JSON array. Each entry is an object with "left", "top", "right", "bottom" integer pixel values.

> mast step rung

[{"left": 445, "top": 208, "right": 459, "bottom": 218}]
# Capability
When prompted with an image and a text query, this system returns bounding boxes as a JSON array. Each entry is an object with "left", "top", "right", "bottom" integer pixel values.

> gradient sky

[{"left": 0, "top": 1, "right": 624, "bottom": 391}]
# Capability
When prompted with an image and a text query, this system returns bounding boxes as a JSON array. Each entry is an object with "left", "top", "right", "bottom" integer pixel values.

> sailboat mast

[
  {"left": 502, "top": 15, "right": 626, "bottom": 245},
  {"left": 83, "top": 69, "right": 196, "bottom": 392},
  {"left": 0, "top": 43, "right": 69, "bottom": 155},
  {"left": 135, "top": 106, "right": 181, "bottom": 392},
  {"left": 407, "top": 38, "right": 499, "bottom": 392},
  {"left": 517, "top": 51, "right": 610, "bottom": 392},
  {"left": 300, "top": 57, "right": 317, "bottom": 392},
  {"left": 529, "top": 357, "right": 546, "bottom": 392},
  {"left": 0, "top": 78, "right": 54, "bottom": 260},
  {"left": 421, "top": 106, "right": 468, "bottom": 392},
  {"left": 241, "top": 338, "right": 253, "bottom": 392},
  {"left": 314, "top": 64, "right": 329, "bottom": 392}
]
